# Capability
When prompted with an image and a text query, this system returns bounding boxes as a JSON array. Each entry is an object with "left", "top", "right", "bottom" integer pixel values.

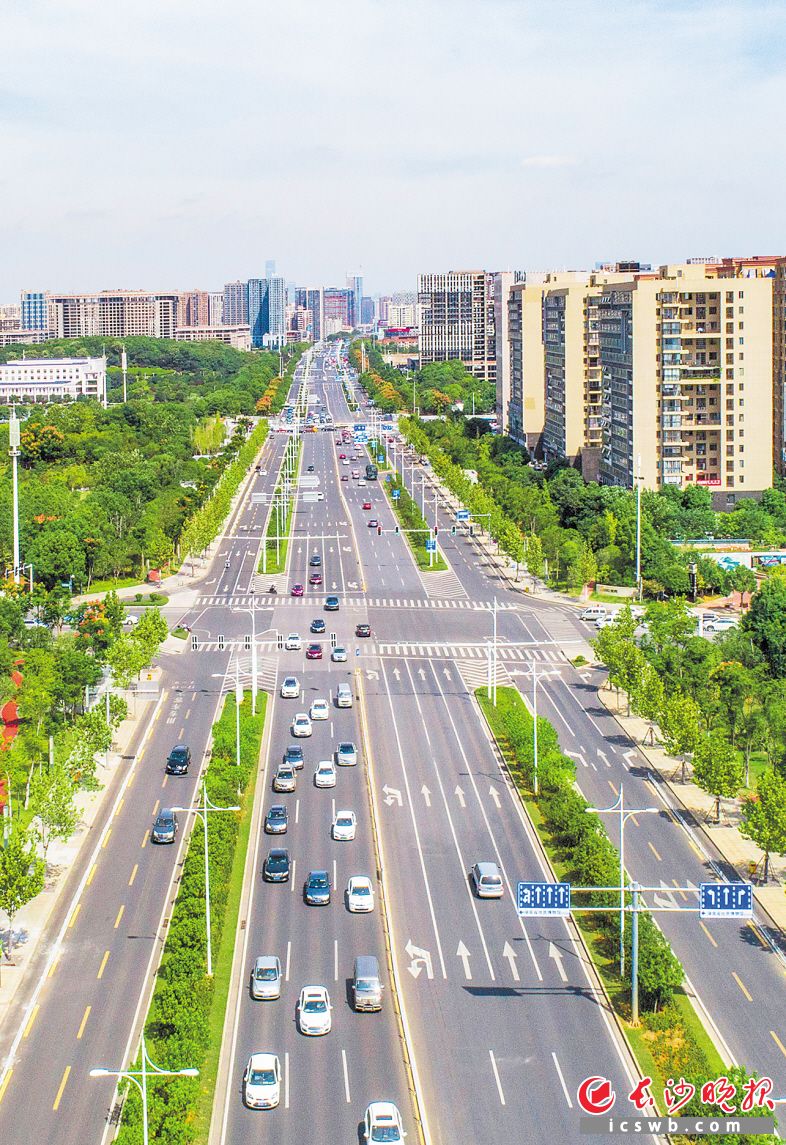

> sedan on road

[
  {"left": 151, "top": 809, "right": 178, "bottom": 844},
  {"left": 284, "top": 745, "right": 304, "bottom": 771},
  {"left": 280, "top": 676, "right": 300, "bottom": 699},
  {"left": 273, "top": 764, "right": 296, "bottom": 793},
  {"left": 265, "top": 804, "right": 288, "bottom": 834},
  {"left": 324, "top": 595, "right": 340, "bottom": 611},
  {"left": 346, "top": 876, "right": 375, "bottom": 913},
  {"left": 310, "top": 618, "right": 326, "bottom": 633},
  {"left": 471, "top": 861, "right": 504, "bottom": 898},
  {"left": 262, "top": 848, "right": 290, "bottom": 882},
  {"left": 165, "top": 743, "right": 191, "bottom": 775},
  {"left": 291, "top": 583, "right": 304, "bottom": 597},
  {"left": 304, "top": 870, "right": 331, "bottom": 905},
  {"left": 367, "top": 518, "right": 379, "bottom": 528},
  {"left": 362, "top": 501, "right": 372, "bottom": 510},
  {"left": 284, "top": 633, "right": 301, "bottom": 651},
  {"left": 309, "top": 553, "right": 322, "bottom": 567},
  {"left": 356, "top": 623, "right": 371, "bottom": 638},
  {"left": 315, "top": 760, "right": 337, "bottom": 788},
  {"left": 250, "top": 956, "right": 282, "bottom": 1001},
  {"left": 332, "top": 809, "right": 357, "bottom": 841},
  {"left": 310, "top": 698, "right": 329, "bottom": 721},
  {"left": 243, "top": 1053, "right": 281, "bottom": 1109},
  {"left": 336, "top": 741, "right": 357, "bottom": 767},
  {"left": 297, "top": 986, "right": 332, "bottom": 1035},
  {"left": 364, "top": 1102, "right": 405, "bottom": 1142},
  {"left": 331, "top": 646, "right": 347, "bottom": 662},
  {"left": 309, "top": 572, "right": 323, "bottom": 586},
  {"left": 341, "top": 474, "right": 349, "bottom": 482},
  {"left": 305, "top": 643, "right": 323, "bottom": 660},
  {"left": 291, "top": 713, "right": 313, "bottom": 737}
]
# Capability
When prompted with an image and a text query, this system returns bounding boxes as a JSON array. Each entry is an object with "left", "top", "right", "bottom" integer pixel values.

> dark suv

[
  {"left": 151, "top": 809, "right": 178, "bottom": 844},
  {"left": 166, "top": 744, "right": 191, "bottom": 775},
  {"left": 263, "top": 848, "right": 291, "bottom": 882},
  {"left": 284, "top": 745, "right": 304, "bottom": 771}
]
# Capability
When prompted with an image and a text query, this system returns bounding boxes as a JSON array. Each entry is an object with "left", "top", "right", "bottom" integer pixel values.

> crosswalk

[
  {"left": 420, "top": 564, "right": 468, "bottom": 600},
  {"left": 194, "top": 593, "right": 519, "bottom": 612},
  {"left": 375, "top": 642, "right": 565, "bottom": 663},
  {"left": 456, "top": 660, "right": 513, "bottom": 691}
]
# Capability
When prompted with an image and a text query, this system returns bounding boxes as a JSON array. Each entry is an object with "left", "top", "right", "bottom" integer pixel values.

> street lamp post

[
  {"left": 170, "top": 783, "right": 240, "bottom": 976},
  {"left": 527, "top": 663, "right": 561, "bottom": 794},
  {"left": 90, "top": 1036, "right": 198, "bottom": 1145},
  {"left": 634, "top": 455, "right": 643, "bottom": 601},
  {"left": 9, "top": 406, "right": 21, "bottom": 585},
  {"left": 586, "top": 784, "right": 658, "bottom": 978},
  {"left": 231, "top": 596, "right": 258, "bottom": 713}
]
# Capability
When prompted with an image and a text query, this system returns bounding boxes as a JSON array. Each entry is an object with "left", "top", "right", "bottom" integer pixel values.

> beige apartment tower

[{"left": 418, "top": 270, "right": 522, "bottom": 386}]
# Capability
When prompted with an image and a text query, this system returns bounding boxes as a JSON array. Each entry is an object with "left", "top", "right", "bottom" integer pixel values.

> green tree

[
  {"left": 29, "top": 763, "right": 79, "bottom": 864},
  {"left": 739, "top": 769, "right": 786, "bottom": 882},
  {"left": 729, "top": 564, "right": 757, "bottom": 608},
  {"left": 659, "top": 691, "right": 702, "bottom": 777},
  {"left": 742, "top": 570, "right": 786, "bottom": 676},
  {"left": 628, "top": 912, "right": 684, "bottom": 1011},
  {"left": 525, "top": 534, "right": 544, "bottom": 584},
  {"left": 0, "top": 829, "right": 45, "bottom": 957},
  {"left": 692, "top": 731, "right": 744, "bottom": 822}
]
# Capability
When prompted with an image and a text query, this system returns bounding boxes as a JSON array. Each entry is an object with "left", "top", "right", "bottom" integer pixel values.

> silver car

[
  {"left": 273, "top": 764, "right": 296, "bottom": 793},
  {"left": 471, "top": 861, "right": 504, "bottom": 898},
  {"left": 250, "top": 955, "right": 282, "bottom": 1000}
]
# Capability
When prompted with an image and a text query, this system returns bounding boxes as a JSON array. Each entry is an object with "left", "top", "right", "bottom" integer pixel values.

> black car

[
  {"left": 310, "top": 618, "right": 326, "bottom": 634},
  {"left": 165, "top": 743, "right": 191, "bottom": 775},
  {"left": 304, "top": 870, "right": 331, "bottom": 905},
  {"left": 307, "top": 465, "right": 315, "bottom": 473},
  {"left": 265, "top": 804, "right": 288, "bottom": 834},
  {"left": 263, "top": 848, "right": 291, "bottom": 882},
  {"left": 324, "top": 596, "right": 339, "bottom": 611},
  {"left": 284, "top": 745, "right": 304, "bottom": 771},
  {"left": 309, "top": 553, "right": 322, "bottom": 567},
  {"left": 356, "top": 623, "right": 371, "bottom": 638},
  {"left": 151, "top": 809, "right": 178, "bottom": 844}
]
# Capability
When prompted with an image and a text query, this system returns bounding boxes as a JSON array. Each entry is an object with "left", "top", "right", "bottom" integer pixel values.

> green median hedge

[
  {"left": 180, "top": 423, "right": 269, "bottom": 557},
  {"left": 387, "top": 476, "right": 446, "bottom": 571},
  {"left": 115, "top": 693, "right": 266, "bottom": 1145}
]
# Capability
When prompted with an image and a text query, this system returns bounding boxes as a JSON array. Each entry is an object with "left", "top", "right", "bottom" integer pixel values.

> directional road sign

[
  {"left": 377, "top": 454, "right": 385, "bottom": 463},
  {"left": 392, "top": 489, "right": 401, "bottom": 500},
  {"left": 699, "top": 882, "right": 752, "bottom": 919},
  {"left": 425, "top": 538, "right": 437, "bottom": 552},
  {"left": 382, "top": 423, "right": 393, "bottom": 432},
  {"left": 517, "top": 881, "right": 571, "bottom": 917},
  {"left": 456, "top": 509, "right": 470, "bottom": 522}
]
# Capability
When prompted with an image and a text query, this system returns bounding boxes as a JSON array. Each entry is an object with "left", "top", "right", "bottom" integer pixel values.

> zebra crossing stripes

[
  {"left": 420, "top": 564, "right": 468, "bottom": 600},
  {"left": 373, "top": 642, "right": 565, "bottom": 663},
  {"left": 194, "top": 593, "right": 519, "bottom": 612},
  {"left": 456, "top": 659, "right": 513, "bottom": 692}
]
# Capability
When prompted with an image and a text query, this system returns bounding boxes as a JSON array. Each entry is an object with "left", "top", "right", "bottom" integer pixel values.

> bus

[{"left": 365, "top": 463, "right": 378, "bottom": 481}]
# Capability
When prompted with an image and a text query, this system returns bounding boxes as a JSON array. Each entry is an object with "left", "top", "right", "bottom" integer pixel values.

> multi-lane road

[{"left": 1, "top": 342, "right": 784, "bottom": 1145}]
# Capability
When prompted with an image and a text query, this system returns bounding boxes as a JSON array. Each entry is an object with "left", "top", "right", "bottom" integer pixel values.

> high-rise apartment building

[
  {"left": 361, "top": 297, "right": 376, "bottom": 326},
  {"left": 493, "top": 272, "right": 522, "bottom": 433},
  {"left": 222, "top": 281, "right": 249, "bottom": 326},
  {"left": 21, "top": 291, "right": 47, "bottom": 331},
  {"left": 267, "top": 277, "right": 287, "bottom": 345},
  {"left": 208, "top": 292, "right": 224, "bottom": 325},
  {"left": 323, "top": 288, "right": 352, "bottom": 333},
  {"left": 247, "top": 278, "right": 269, "bottom": 348},
  {"left": 418, "top": 271, "right": 519, "bottom": 384},
  {"left": 178, "top": 290, "right": 211, "bottom": 327},
  {"left": 346, "top": 274, "right": 363, "bottom": 328},
  {"left": 46, "top": 291, "right": 179, "bottom": 339}
]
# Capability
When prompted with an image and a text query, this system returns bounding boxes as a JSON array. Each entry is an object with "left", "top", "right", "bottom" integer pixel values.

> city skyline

[{"left": 3, "top": 0, "right": 785, "bottom": 298}]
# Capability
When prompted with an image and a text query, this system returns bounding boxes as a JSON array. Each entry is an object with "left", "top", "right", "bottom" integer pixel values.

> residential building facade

[
  {"left": 418, "top": 270, "right": 516, "bottom": 385},
  {"left": 0, "top": 356, "right": 107, "bottom": 404},
  {"left": 222, "top": 281, "right": 248, "bottom": 326},
  {"left": 267, "top": 277, "right": 287, "bottom": 345}
]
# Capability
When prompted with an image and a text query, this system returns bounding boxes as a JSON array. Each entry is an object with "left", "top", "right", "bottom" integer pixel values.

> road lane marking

[
  {"left": 333, "top": 859, "right": 337, "bottom": 899},
  {"left": 102, "top": 828, "right": 111, "bottom": 848},
  {"left": 152, "top": 799, "right": 160, "bottom": 817},
  {"left": 48, "top": 954, "right": 60, "bottom": 979},
  {"left": 114, "top": 905, "right": 125, "bottom": 929},
  {"left": 0, "top": 1069, "right": 12, "bottom": 1104},
  {"left": 341, "top": 1048, "right": 351, "bottom": 1103},
  {"left": 648, "top": 841, "right": 662, "bottom": 862},
  {"left": 489, "top": 1050, "right": 506, "bottom": 1105},
  {"left": 115, "top": 797, "right": 124, "bottom": 816},
  {"left": 552, "top": 1052, "right": 573, "bottom": 1108},
  {"left": 747, "top": 921, "right": 769, "bottom": 950},
  {"left": 688, "top": 839, "right": 703, "bottom": 859},
  {"left": 732, "top": 972, "right": 752, "bottom": 1001},
  {"left": 129, "top": 864, "right": 138, "bottom": 886},
  {"left": 607, "top": 780, "right": 617, "bottom": 794},
  {"left": 97, "top": 951, "right": 110, "bottom": 980},
  {"left": 290, "top": 858, "right": 296, "bottom": 892},
  {"left": 771, "top": 1031, "right": 786, "bottom": 1059},
  {"left": 673, "top": 879, "right": 688, "bottom": 901},
  {"left": 284, "top": 1052, "right": 290, "bottom": 1109},
  {"left": 86, "top": 863, "right": 98, "bottom": 887},
  {"left": 295, "top": 799, "right": 299, "bottom": 825},
  {"left": 334, "top": 939, "right": 339, "bottom": 982},
  {"left": 699, "top": 922, "right": 718, "bottom": 948},
  {"left": 22, "top": 1005, "right": 39, "bottom": 1039},
  {"left": 53, "top": 1065, "right": 71, "bottom": 1110},
  {"left": 141, "top": 832, "right": 148, "bottom": 849},
  {"left": 68, "top": 903, "right": 81, "bottom": 929},
  {"left": 285, "top": 941, "right": 291, "bottom": 981},
  {"left": 162, "top": 776, "right": 168, "bottom": 788},
  {"left": 77, "top": 1006, "right": 91, "bottom": 1039}
]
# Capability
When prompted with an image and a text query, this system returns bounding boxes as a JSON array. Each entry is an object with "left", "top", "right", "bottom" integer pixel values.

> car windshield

[
  {"left": 284, "top": 678, "right": 297, "bottom": 688},
  {"left": 170, "top": 747, "right": 188, "bottom": 761},
  {"left": 268, "top": 854, "right": 287, "bottom": 869},
  {"left": 310, "top": 874, "right": 328, "bottom": 887},
  {"left": 156, "top": 816, "right": 172, "bottom": 828},
  {"left": 319, "top": 765, "right": 332, "bottom": 774},
  {"left": 303, "top": 998, "right": 327, "bottom": 1012},
  {"left": 339, "top": 743, "right": 353, "bottom": 752},
  {"left": 250, "top": 1069, "right": 275, "bottom": 1086},
  {"left": 370, "top": 1127, "right": 401, "bottom": 1143},
  {"left": 257, "top": 967, "right": 278, "bottom": 980},
  {"left": 337, "top": 816, "right": 353, "bottom": 826},
  {"left": 354, "top": 884, "right": 370, "bottom": 895}
]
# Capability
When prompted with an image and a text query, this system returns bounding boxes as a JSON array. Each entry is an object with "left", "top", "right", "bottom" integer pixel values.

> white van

[
  {"left": 336, "top": 683, "right": 353, "bottom": 709},
  {"left": 580, "top": 605, "right": 607, "bottom": 623}
]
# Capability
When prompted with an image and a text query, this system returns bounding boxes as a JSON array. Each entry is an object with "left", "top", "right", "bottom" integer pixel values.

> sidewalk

[
  {"left": 596, "top": 685, "right": 786, "bottom": 935},
  {"left": 0, "top": 684, "right": 159, "bottom": 1042}
]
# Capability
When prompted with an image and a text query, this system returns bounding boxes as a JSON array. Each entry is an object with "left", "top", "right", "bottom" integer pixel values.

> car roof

[
  {"left": 308, "top": 869, "right": 328, "bottom": 878},
  {"left": 300, "top": 984, "right": 327, "bottom": 998},
  {"left": 254, "top": 955, "right": 280, "bottom": 970},
  {"left": 350, "top": 874, "right": 371, "bottom": 886},
  {"left": 268, "top": 847, "right": 289, "bottom": 858},
  {"left": 318, "top": 760, "right": 334, "bottom": 769},
  {"left": 249, "top": 1052, "right": 278, "bottom": 1069},
  {"left": 474, "top": 861, "right": 501, "bottom": 877},
  {"left": 368, "top": 1101, "right": 400, "bottom": 1118},
  {"left": 335, "top": 808, "right": 354, "bottom": 817}
]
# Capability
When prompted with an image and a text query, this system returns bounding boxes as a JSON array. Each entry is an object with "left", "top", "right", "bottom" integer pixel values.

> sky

[{"left": 1, "top": 0, "right": 786, "bottom": 300}]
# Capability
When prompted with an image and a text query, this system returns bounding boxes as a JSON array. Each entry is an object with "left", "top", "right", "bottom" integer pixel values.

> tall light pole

[
  {"left": 229, "top": 604, "right": 258, "bottom": 714},
  {"left": 170, "top": 783, "right": 240, "bottom": 976},
  {"left": 634, "top": 455, "right": 643, "bottom": 601},
  {"left": 525, "top": 663, "right": 561, "bottom": 794},
  {"left": 586, "top": 784, "right": 658, "bottom": 978},
  {"left": 90, "top": 1036, "right": 198, "bottom": 1145},
  {"left": 9, "top": 405, "right": 20, "bottom": 584},
  {"left": 121, "top": 346, "right": 128, "bottom": 403}
]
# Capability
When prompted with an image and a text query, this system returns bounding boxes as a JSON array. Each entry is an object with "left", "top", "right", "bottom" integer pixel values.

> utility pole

[
  {"left": 121, "top": 346, "right": 128, "bottom": 403},
  {"left": 9, "top": 405, "right": 20, "bottom": 584},
  {"left": 635, "top": 454, "right": 642, "bottom": 601}
]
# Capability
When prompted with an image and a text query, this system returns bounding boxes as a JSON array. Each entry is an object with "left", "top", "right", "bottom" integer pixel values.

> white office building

[{"left": 0, "top": 356, "right": 107, "bottom": 405}]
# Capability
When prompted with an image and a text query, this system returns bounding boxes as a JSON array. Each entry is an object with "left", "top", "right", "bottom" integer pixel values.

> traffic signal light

[
  {"left": 377, "top": 525, "right": 382, "bottom": 536},
  {"left": 433, "top": 526, "right": 439, "bottom": 536},
  {"left": 469, "top": 524, "right": 475, "bottom": 536},
  {"left": 244, "top": 633, "right": 251, "bottom": 651},
  {"left": 394, "top": 526, "right": 400, "bottom": 535},
  {"left": 191, "top": 634, "right": 199, "bottom": 651},
  {"left": 451, "top": 526, "right": 457, "bottom": 536}
]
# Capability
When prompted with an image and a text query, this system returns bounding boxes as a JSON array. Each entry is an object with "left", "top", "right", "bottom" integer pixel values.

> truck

[{"left": 365, "top": 463, "right": 378, "bottom": 481}]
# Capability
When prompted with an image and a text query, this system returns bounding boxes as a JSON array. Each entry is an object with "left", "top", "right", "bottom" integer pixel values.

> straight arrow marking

[
  {"left": 456, "top": 941, "right": 472, "bottom": 979},
  {"left": 502, "top": 941, "right": 519, "bottom": 981},
  {"left": 548, "top": 942, "right": 569, "bottom": 983}
]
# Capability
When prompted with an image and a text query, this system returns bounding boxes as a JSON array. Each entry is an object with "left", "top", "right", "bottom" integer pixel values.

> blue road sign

[
  {"left": 425, "top": 538, "right": 437, "bottom": 552},
  {"left": 392, "top": 489, "right": 401, "bottom": 500},
  {"left": 456, "top": 509, "right": 470, "bottom": 522},
  {"left": 355, "top": 423, "right": 367, "bottom": 432},
  {"left": 377, "top": 454, "right": 385, "bottom": 463},
  {"left": 386, "top": 474, "right": 393, "bottom": 483},
  {"left": 382, "top": 423, "right": 393, "bottom": 432},
  {"left": 517, "top": 881, "right": 571, "bottom": 917},
  {"left": 699, "top": 882, "right": 752, "bottom": 919}
]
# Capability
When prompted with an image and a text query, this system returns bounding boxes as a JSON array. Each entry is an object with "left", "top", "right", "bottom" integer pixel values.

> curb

[{"left": 355, "top": 668, "right": 431, "bottom": 1145}]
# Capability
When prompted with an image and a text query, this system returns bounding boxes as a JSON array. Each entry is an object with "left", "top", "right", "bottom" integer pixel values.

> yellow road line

[
  {"left": 747, "top": 921, "right": 769, "bottom": 950},
  {"left": 0, "top": 1068, "right": 13, "bottom": 1104},
  {"left": 76, "top": 1006, "right": 91, "bottom": 1040},
  {"left": 607, "top": 780, "right": 617, "bottom": 794},
  {"left": 86, "top": 863, "right": 97, "bottom": 887},
  {"left": 699, "top": 921, "right": 718, "bottom": 948},
  {"left": 688, "top": 839, "right": 703, "bottom": 859},
  {"left": 732, "top": 971, "right": 752, "bottom": 1001},
  {"left": 630, "top": 814, "right": 640, "bottom": 827},
  {"left": 771, "top": 1031, "right": 786, "bottom": 1059},
  {"left": 114, "top": 904, "right": 125, "bottom": 929},
  {"left": 48, "top": 953, "right": 60, "bottom": 979},
  {"left": 115, "top": 797, "right": 124, "bottom": 816},
  {"left": 97, "top": 951, "right": 110, "bottom": 980},
  {"left": 647, "top": 841, "right": 662, "bottom": 862},
  {"left": 140, "top": 832, "right": 147, "bottom": 849},
  {"left": 129, "top": 863, "right": 138, "bottom": 886},
  {"left": 68, "top": 903, "right": 81, "bottom": 929},
  {"left": 161, "top": 775, "right": 168, "bottom": 788},
  {"left": 22, "top": 1004, "right": 39, "bottom": 1039},
  {"left": 673, "top": 879, "right": 688, "bottom": 901},
  {"left": 52, "top": 1065, "right": 71, "bottom": 1110},
  {"left": 152, "top": 799, "right": 160, "bottom": 817},
  {"left": 102, "top": 828, "right": 111, "bottom": 849}
]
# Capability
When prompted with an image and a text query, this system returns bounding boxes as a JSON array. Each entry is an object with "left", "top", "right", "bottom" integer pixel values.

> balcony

[{"left": 681, "top": 414, "right": 722, "bottom": 429}]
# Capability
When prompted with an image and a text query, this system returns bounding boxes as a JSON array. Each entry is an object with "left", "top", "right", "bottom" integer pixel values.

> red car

[
  {"left": 355, "top": 624, "right": 371, "bottom": 638},
  {"left": 306, "top": 643, "right": 323, "bottom": 659},
  {"left": 291, "top": 583, "right": 304, "bottom": 597},
  {"left": 309, "top": 572, "right": 323, "bottom": 586},
  {"left": 362, "top": 501, "right": 372, "bottom": 510},
  {"left": 341, "top": 474, "right": 349, "bottom": 482},
  {"left": 339, "top": 453, "right": 347, "bottom": 460}
]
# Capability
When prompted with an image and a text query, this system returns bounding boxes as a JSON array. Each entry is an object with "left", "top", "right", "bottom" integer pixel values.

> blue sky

[{"left": 1, "top": 0, "right": 785, "bottom": 298}]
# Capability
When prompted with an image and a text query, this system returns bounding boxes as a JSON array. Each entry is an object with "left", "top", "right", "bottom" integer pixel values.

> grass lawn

[
  {"left": 588, "top": 590, "right": 638, "bottom": 605},
  {"left": 83, "top": 575, "right": 145, "bottom": 594}
]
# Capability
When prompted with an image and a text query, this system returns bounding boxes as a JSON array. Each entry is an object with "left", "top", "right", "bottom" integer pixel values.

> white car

[
  {"left": 250, "top": 955, "right": 282, "bottom": 1000},
  {"left": 331, "top": 646, "right": 348, "bottom": 663},
  {"left": 280, "top": 676, "right": 300, "bottom": 699},
  {"left": 336, "top": 741, "right": 357, "bottom": 767},
  {"left": 332, "top": 809, "right": 357, "bottom": 841},
  {"left": 285, "top": 633, "right": 302, "bottom": 651},
  {"left": 243, "top": 1053, "right": 281, "bottom": 1109},
  {"left": 315, "top": 760, "right": 337, "bottom": 788},
  {"left": 122, "top": 613, "right": 139, "bottom": 627},
  {"left": 297, "top": 985, "right": 332, "bottom": 1036},
  {"left": 364, "top": 1102, "right": 405, "bottom": 1142},
  {"left": 346, "top": 875, "right": 375, "bottom": 913},
  {"left": 291, "top": 713, "right": 313, "bottom": 738},
  {"left": 310, "top": 698, "right": 329, "bottom": 721},
  {"left": 595, "top": 613, "right": 615, "bottom": 629},
  {"left": 704, "top": 617, "right": 739, "bottom": 634}
]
